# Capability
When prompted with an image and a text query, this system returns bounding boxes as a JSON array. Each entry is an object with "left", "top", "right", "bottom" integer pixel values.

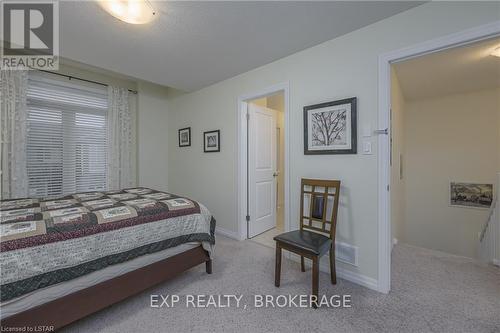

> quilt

[{"left": 0, "top": 188, "right": 215, "bottom": 302}]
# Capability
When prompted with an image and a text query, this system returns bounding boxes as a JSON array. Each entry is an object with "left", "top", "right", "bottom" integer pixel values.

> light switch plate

[{"left": 363, "top": 141, "right": 372, "bottom": 154}]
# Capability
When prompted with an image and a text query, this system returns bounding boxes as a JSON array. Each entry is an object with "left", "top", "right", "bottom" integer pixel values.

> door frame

[
  {"left": 237, "top": 82, "right": 290, "bottom": 240},
  {"left": 377, "top": 21, "right": 500, "bottom": 294}
]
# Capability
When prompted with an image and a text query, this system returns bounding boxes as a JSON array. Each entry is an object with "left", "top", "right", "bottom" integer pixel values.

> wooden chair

[{"left": 273, "top": 178, "right": 341, "bottom": 308}]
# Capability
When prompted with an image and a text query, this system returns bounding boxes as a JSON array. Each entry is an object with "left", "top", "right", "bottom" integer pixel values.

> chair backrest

[{"left": 300, "top": 178, "right": 341, "bottom": 240}]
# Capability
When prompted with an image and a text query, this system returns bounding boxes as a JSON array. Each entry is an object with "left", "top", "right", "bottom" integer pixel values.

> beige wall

[
  {"left": 166, "top": 2, "right": 499, "bottom": 282},
  {"left": 497, "top": 90, "right": 500, "bottom": 263},
  {"left": 137, "top": 81, "right": 170, "bottom": 192},
  {"left": 275, "top": 97, "right": 285, "bottom": 231},
  {"left": 390, "top": 69, "right": 407, "bottom": 243},
  {"left": 251, "top": 98, "right": 266, "bottom": 108},
  {"left": 401, "top": 88, "right": 499, "bottom": 258},
  {"left": 498, "top": 91, "right": 500, "bottom": 171}
]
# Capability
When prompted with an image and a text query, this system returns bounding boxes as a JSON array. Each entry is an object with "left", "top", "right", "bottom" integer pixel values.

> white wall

[
  {"left": 402, "top": 88, "right": 499, "bottom": 258},
  {"left": 167, "top": 2, "right": 499, "bottom": 283},
  {"left": 137, "top": 81, "right": 170, "bottom": 191}
]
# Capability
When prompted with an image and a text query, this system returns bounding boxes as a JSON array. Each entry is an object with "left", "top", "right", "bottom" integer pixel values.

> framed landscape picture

[
  {"left": 204, "top": 130, "right": 220, "bottom": 153},
  {"left": 178, "top": 127, "right": 191, "bottom": 147},
  {"left": 303, "top": 97, "right": 357, "bottom": 155},
  {"left": 450, "top": 182, "right": 493, "bottom": 209}
]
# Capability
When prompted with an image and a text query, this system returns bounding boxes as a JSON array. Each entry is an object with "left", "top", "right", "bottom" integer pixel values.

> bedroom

[{"left": 1, "top": 1, "right": 499, "bottom": 332}]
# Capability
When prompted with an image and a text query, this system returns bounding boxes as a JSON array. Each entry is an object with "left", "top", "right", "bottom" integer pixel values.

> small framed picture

[
  {"left": 450, "top": 182, "right": 493, "bottom": 209},
  {"left": 304, "top": 97, "right": 357, "bottom": 154},
  {"left": 204, "top": 130, "right": 220, "bottom": 153},
  {"left": 178, "top": 127, "right": 191, "bottom": 147}
]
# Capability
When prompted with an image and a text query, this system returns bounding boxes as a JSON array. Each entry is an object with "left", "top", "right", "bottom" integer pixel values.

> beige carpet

[
  {"left": 63, "top": 236, "right": 500, "bottom": 333},
  {"left": 250, "top": 227, "right": 283, "bottom": 248}
]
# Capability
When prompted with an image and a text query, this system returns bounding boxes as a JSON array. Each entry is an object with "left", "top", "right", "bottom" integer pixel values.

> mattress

[{"left": 1, "top": 241, "right": 201, "bottom": 319}]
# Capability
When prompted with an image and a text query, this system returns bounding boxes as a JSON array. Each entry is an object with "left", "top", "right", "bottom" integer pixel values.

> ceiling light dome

[{"left": 98, "top": 0, "right": 156, "bottom": 25}]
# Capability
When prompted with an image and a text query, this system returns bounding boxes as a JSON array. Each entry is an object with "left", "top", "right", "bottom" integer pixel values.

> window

[{"left": 26, "top": 72, "right": 108, "bottom": 197}]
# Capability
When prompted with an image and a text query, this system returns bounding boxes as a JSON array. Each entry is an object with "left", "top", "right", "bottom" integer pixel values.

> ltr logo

[{"left": 1, "top": 1, "right": 59, "bottom": 69}]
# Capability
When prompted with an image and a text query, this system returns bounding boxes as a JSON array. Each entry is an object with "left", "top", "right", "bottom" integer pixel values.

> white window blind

[{"left": 26, "top": 72, "right": 108, "bottom": 197}]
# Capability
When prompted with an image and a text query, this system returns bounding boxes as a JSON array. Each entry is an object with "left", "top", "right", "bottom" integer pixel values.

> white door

[{"left": 248, "top": 103, "right": 277, "bottom": 238}]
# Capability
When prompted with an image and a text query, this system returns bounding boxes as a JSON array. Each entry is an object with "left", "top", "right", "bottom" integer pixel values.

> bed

[{"left": 0, "top": 188, "right": 215, "bottom": 330}]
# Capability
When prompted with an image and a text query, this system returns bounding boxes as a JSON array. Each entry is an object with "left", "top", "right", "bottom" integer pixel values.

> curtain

[
  {"left": 0, "top": 70, "right": 28, "bottom": 199},
  {"left": 107, "top": 86, "right": 133, "bottom": 190},
  {"left": 128, "top": 92, "right": 138, "bottom": 186}
]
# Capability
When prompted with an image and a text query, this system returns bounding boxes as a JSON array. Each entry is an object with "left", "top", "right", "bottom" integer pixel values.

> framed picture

[
  {"left": 204, "top": 130, "right": 220, "bottom": 153},
  {"left": 303, "top": 97, "right": 357, "bottom": 154},
  {"left": 178, "top": 127, "right": 191, "bottom": 147},
  {"left": 450, "top": 182, "right": 493, "bottom": 209}
]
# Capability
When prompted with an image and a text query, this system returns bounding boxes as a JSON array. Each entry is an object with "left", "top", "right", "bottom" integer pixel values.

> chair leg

[
  {"left": 312, "top": 256, "right": 319, "bottom": 309},
  {"left": 205, "top": 259, "right": 212, "bottom": 274},
  {"left": 329, "top": 245, "right": 337, "bottom": 285},
  {"left": 300, "top": 256, "right": 305, "bottom": 272},
  {"left": 275, "top": 244, "right": 282, "bottom": 287}
]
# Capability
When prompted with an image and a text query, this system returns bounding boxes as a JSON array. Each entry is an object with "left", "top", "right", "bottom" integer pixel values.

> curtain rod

[{"left": 38, "top": 69, "right": 138, "bottom": 94}]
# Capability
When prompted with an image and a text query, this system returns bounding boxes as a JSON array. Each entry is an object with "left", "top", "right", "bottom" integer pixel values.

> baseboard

[
  {"left": 215, "top": 227, "right": 241, "bottom": 240},
  {"left": 392, "top": 238, "right": 398, "bottom": 251},
  {"left": 288, "top": 253, "right": 379, "bottom": 292},
  {"left": 493, "top": 259, "right": 500, "bottom": 267},
  {"left": 336, "top": 267, "right": 379, "bottom": 292}
]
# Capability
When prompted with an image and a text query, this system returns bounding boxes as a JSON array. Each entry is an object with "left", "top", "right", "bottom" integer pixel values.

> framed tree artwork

[
  {"left": 203, "top": 130, "right": 220, "bottom": 153},
  {"left": 178, "top": 127, "right": 191, "bottom": 147},
  {"left": 303, "top": 97, "right": 357, "bottom": 154}
]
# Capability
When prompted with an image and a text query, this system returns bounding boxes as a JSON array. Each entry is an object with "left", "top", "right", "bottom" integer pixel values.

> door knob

[{"left": 273, "top": 172, "right": 278, "bottom": 177}]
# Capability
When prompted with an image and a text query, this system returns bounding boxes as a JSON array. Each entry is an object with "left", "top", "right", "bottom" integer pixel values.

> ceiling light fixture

[
  {"left": 491, "top": 46, "right": 500, "bottom": 58},
  {"left": 98, "top": 0, "right": 156, "bottom": 24}
]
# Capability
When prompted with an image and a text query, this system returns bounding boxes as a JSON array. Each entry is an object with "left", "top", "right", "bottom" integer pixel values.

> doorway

[
  {"left": 247, "top": 94, "right": 284, "bottom": 246},
  {"left": 389, "top": 37, "right": 499, "bottom": 260},
  {"left": 237, "top": 83, "right": 290, "bottom": 246},
  {"left": 377, "top": 22, "right": 500, "bottom": 293}
]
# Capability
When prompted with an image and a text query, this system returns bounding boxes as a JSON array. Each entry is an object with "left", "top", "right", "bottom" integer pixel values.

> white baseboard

[
  {"left": 216, "top": 227, "right": 241, "bottom": 240},
  {"left": 337, "top": 267, "right": 379, "bottom": 292},
  {"left": 493, "top": 259, "right": 500, "bottom": 267},
  {"left": 288, "top": 253, "right": 379, "bottom": 292},
  {"left": 392, "top": 238, "right": 398, "bottom": 251},
  {"left": 218, "top": 230, "right": 380, "bottom": 292}
]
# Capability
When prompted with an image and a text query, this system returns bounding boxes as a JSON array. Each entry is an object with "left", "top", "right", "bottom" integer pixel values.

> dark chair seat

[{"left": 274, "top": 230, "right": 332, "bottom": 256}]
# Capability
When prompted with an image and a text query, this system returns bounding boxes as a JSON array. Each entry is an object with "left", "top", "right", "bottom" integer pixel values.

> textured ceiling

[
  {"left": 394, "top": 37, "right": 500, "bottom": 101},
  {"left": 60, "top": 1, "right": 423, "bottom": 91}
]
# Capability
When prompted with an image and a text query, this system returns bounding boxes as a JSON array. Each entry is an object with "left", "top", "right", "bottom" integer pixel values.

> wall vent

[{"left": 335, "top": 242, "right": 358, "bottom": 267}]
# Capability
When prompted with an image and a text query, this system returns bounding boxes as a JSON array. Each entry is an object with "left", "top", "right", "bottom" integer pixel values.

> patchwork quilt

[{"left": 0, "top": 188, "right": 215, "bottom": 302}]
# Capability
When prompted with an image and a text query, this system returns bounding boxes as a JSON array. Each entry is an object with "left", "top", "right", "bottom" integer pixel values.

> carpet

[{"left": 63, "top": 236, "right": 500, "bottom": 333}]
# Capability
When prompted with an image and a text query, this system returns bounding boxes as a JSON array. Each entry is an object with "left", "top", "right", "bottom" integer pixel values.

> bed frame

[{"left": 1, "top": 246, "right": 212, "bottom": 331}]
